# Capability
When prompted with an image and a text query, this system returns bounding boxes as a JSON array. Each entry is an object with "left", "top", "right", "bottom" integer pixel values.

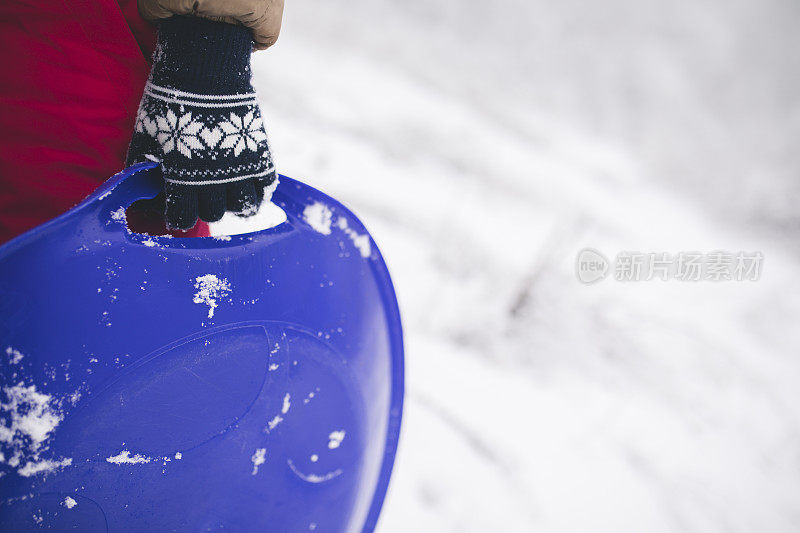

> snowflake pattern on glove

[
  {"left": 129, "top": 81, "right": 275, "bottom": 186},
  {"left": 134, "top": 106, "right": 269, "bottom": 161},
  {"left": 154, "top": 110, "right": 204, "bottom": 158},
  {"left": 219, "top": 111, "right": 268, "bottom": 156}
]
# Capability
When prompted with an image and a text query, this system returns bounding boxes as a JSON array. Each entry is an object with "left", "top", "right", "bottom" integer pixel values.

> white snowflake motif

[
  {"left": 154, "top": 110, "right": 204, "bottom": 158},
  {"left": 134, "top": 106, "right": 148, "bottom": 134},
  {"left": 139, "top": 109, "right": 158, "bottom": 138},
  {"left": 214, "top": 110, "right": 267, "bottom": 156}
]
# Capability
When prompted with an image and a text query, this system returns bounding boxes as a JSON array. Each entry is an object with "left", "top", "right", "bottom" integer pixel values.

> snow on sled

[{"left": 0, "top": 161, "right": 404, "bottom": 532}]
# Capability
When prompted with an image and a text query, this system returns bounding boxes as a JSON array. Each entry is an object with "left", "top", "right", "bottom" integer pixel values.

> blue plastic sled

[{"left": 0, "top": 162, "right": 404, "bottom": 532}]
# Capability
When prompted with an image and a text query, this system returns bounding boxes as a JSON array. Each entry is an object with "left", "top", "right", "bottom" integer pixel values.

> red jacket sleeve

[
  {"left": 117, "top": 0, "right": 158, "bottom": 61},
  {"left": 0, "top": 0, "right": 156, "bottom": 243}
]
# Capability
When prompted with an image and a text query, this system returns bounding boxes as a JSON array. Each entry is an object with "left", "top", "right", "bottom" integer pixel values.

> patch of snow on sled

[
  {"left": 287, "top": 459, "right": 343, "bottom": 484},
  {"left": 303, "top": 202, "right": 333, "bottom": 235},
  {"left": 335, "top": 217, "right": 371, "bottom": 258},
  {"left": 209, "top": 199, "right": 286, "bottom": 237},
  {"left": 106, "top": 450, "right": 152, "bottom": 465},
  {"left": 1, "top": 382, "right": 72, "bottom": 478},
  {"left": 5, "top": 347, "right": 23, "bottom": 365},
  {"left": 327, "top": 430, "right": 345, "bottom": 449},
  {"left": 251, "top": 448, "right": 266, "bottom": 475},
  {"left": 193, "top": 275, "right": 232, "bottom": 319}
]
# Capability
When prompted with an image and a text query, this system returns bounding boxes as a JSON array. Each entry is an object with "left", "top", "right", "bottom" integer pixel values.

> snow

[
  {"left": 208, "top": 181, "right": 287, "bottom": 237},
  {"left": 287, "top": 459, "right": 343, "bottom": 483},
  {"left": 106, "top": 450, "right": 151, "bottom": 465},
  {"left": 336, "top": 217, "right": 371, "bottom": 258},
  {"left": 193, "top": 274, "right": 232, "bottom": 319},
  {"left": 249, "top": 0, "right": 800, "bottom": 531},
  {"left": 109, "top": 207, "right": 126, "bottom": 224},
  {"left": 17, "top": 458, "right": 72, "bottom": 478},
  {"left": 327, "top": 430, "right": 345, "bottom": 450},
  {"left": 251, "top": 448, "right": 266, "bottom": 475},
  {"left": 281, "top": 393, "right": 291, "bottom": 414},
  {"left": 303, "top": 202, "right": 333, "bottom": 235},
  {"left": 5, "top": 347, "right": 23, "bottom": 365},
  {"left": 267, "top": 415, "right": 283, "bottom": 431},
  {"left": 0, "top": 382, "right": 72, "bottom": 477}
]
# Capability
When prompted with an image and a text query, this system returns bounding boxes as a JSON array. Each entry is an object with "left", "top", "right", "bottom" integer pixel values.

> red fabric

[{"left": 0, "top": 1, "right": 209, "bottom": 243}]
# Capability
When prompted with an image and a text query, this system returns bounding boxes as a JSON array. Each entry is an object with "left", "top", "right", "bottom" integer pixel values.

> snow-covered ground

[{"left": 251, "top": 1, "right": 800, "bottom": 531}]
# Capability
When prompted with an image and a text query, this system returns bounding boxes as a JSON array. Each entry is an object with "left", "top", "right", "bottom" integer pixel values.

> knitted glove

[{"left": 126, "top": 16, "right": 276, "bottom": 230}]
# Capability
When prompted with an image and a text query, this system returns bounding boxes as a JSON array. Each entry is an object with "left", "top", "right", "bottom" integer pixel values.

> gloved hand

[
  {"left": 138, "top": 0, "right": 284, "bottom": 50},
  {"left": 126, "top": 16, "right": 277, "bottom": 230}
]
